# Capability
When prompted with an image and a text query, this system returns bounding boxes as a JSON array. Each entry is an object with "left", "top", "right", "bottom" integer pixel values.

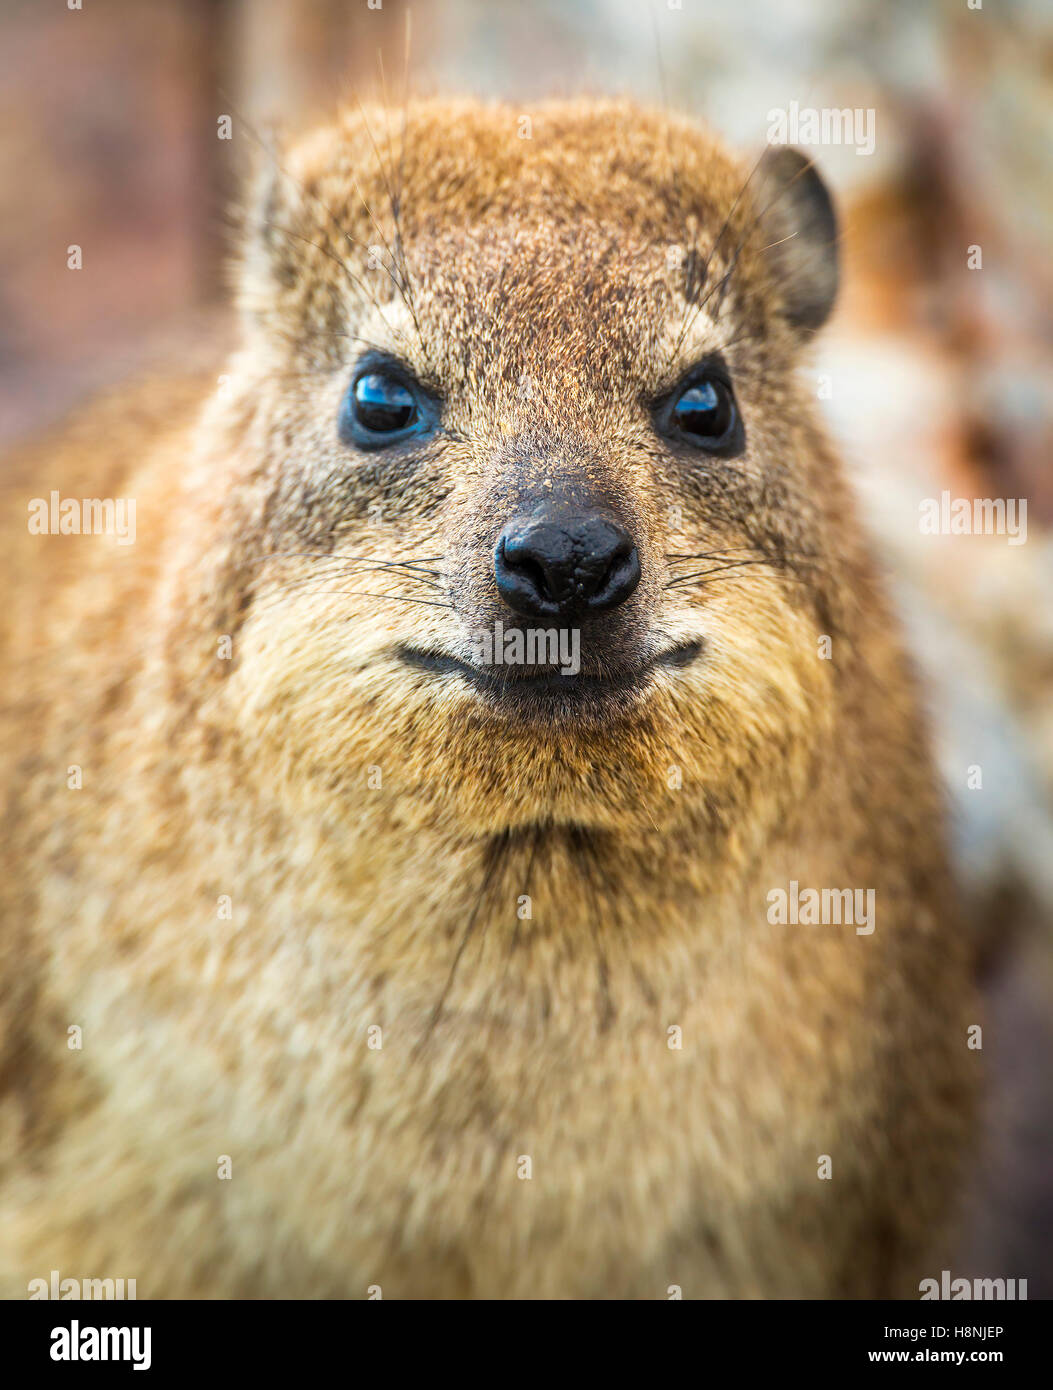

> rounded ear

[
  {"left": 754, "top": 146, "right": 838, "bottom": 334},
  {"left": 236, "top": 135, "right": 302, "bottom": 327}
]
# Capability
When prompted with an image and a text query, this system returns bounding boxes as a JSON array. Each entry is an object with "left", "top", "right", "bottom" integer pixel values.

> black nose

[{"left": 494, "top": 511, "right": 641, "bottom": 619}]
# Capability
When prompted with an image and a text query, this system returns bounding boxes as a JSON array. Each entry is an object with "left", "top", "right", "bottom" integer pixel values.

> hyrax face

[{"left": 212, "top": 99, "right": 844, "bottom": 837}]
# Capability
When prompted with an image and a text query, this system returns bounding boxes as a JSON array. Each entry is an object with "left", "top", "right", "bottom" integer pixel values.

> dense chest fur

[
  {"left": 5, "top": 599, "right": 971, "bottom": 1299},
  {"left": 9, "top": 822, "right": 960, "bottom": 1298}
]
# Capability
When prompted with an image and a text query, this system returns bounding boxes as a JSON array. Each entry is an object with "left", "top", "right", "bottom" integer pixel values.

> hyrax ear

[
  {"left": 236, "top": 143, "right": 302, "bottom": 323},
  {"left": 753, "top": 146, "right": 838, "bottom": 334}
]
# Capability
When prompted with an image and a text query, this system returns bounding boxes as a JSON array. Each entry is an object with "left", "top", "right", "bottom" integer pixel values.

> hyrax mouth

[{"left": 397, "top": 639, "right": 703, "bottom": 718}]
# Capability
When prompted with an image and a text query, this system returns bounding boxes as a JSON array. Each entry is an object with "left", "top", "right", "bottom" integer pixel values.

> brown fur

[{"left": 0, "top": 98, "right": 977, "bottom": 1298}]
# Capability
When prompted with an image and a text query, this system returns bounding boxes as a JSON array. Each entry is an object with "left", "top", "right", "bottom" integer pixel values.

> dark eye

[
  {"left": 660, "top": 373, "right": 742, "bottom": 454},
  {"left": 340, "top": 369, "right": 428, "bottom": 448}
]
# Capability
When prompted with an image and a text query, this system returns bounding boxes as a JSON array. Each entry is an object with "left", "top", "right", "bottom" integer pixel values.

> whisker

[
  {"left": 261, "top": 219, "right": 408, "bottom": 352},
  {"left": 243, "top": 550, "right": 444, "bottom": 579},
  {"left": 220, "top": 93, "right": 418, "bottom": 337},
  {"left": 649, "top": 3, "right": 686, "bottom": 276},
  {"left": 271, "top": 566, "right": 443, "bottom": 593},
  {"left": 664, "top": 558, "right": 775, "bottom": 587},
  {"left": 294, "top": 328, "right": 409, "bottom": 354},
  {"left": 669, "top": 146, "right": 819, "bottom": 365},
  {"left": 350, "top": 96, "right": 430, "bottom": 368},
  {"left": 376, "top": 40, "right": 423, "bottom": 355},
  {"left": 666, "top": 570, "right": 813, "bottom": 592},
  {"left": 253, "top": 586, "right": 453, "bottom": 612},
  {"left": 666, "top": 144, "right": 771, "bottom": 366},
  {"left": 665, "top": 547, "right": 764, "bottom": 560}
]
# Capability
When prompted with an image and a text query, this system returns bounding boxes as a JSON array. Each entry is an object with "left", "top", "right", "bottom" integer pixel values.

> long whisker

[
  {"left": 664, "top": 558, "right": 777, "bottom": 587},
  {"left": 293, "top": 327, "right": 410, "bottom": 354},
  {"left": 253, "top": 586, "right": 454, "bottom": 612},
  {"left": 243, "top": 549, "right": 444, "bottom": 579},
  {"left": 221, "top": 92, "right": 417, "bottom": 332},
  {"left": 261, "top": 220, "right": 407, "bottom": 352},
  {"left": 396, "top": 11, "right": 414, "bottom": 291},
  {"left": 376, "top": 37, "right": 426, "bottom": 369},
  {"left": 666, "top": 144, "right": 772, "bottom": 367},
  {"left": 350, "top": 96, "right": 430, "bottom": 368},
  {"left": 649, "top": 2, "right": 686, "bottom": 272},
  {"left": 665, "top": 549, "right": 819, "bottom": 571},
  {"left": 667, "top": 570, "right": 814, "bottom": 593},
  {"left": 268, "top": 566, "right": 443, "bottom": 595},
  {"left": 669, "top": 146, "right": 819, "bottom": 366},
  {"left": 665, "top": 547, "right": 765, "bottom": 560}
]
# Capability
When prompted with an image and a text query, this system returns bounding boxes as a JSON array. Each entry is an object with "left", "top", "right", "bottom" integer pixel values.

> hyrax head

[{"left": 217, "top": 98, "right": 845, "bottom": 834}]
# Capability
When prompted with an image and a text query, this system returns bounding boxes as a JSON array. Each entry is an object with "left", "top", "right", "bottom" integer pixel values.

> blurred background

[{"left": 2, "top": 0, "right": 1050, "bottom": 1293}]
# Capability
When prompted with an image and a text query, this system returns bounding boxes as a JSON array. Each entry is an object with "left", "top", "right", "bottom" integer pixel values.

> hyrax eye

[
  {"left": 669, "top": 378, "right": 735, "bottom": 444},
  {"left": 339, "top": 369, "right": 430, "bottom": 448},
  {"left": 355, "top": 373, "right": 415, "bottom": 430},
  {"left": 656, "top": 371, "right": 744, "bottom": 457}
]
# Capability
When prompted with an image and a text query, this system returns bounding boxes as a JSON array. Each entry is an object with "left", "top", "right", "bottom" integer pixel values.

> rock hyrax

[{"left": 1, "top": 98, "right": 977, "bottom": 1298}]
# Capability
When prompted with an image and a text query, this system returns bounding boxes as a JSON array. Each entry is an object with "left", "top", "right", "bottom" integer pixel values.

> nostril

[
  {"left": 588, "top": 542, "right": 641, "bottom": 613},
  {"left": 513, "top": 555, "right": 551, "bottom": 601},
  {"left": 494, "top": 536, "right": 559, "bottom": 617},
  {"left": 500, "top": 539, "right": 550, "bottom": 595}
]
